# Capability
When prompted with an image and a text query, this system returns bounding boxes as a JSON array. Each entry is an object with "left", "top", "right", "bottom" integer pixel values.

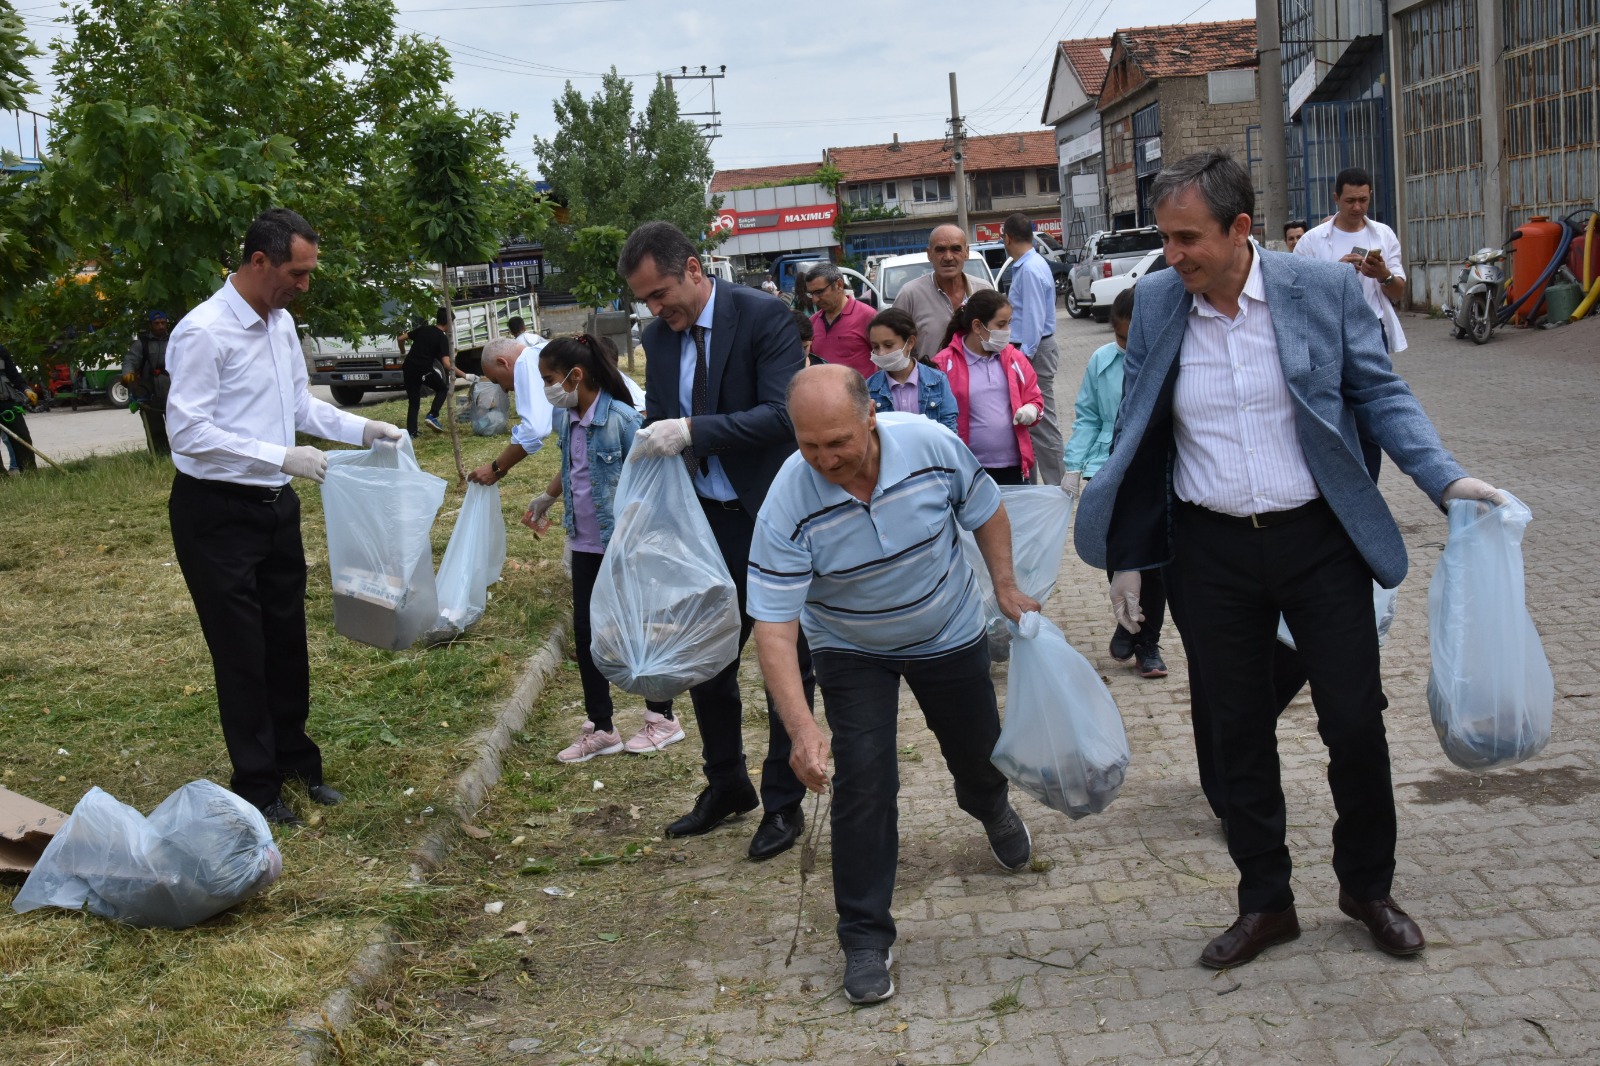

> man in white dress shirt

[
  {"left": 1292, "top": 167, "right": 1408, "bottom": 352},
  {"left": 167, "top": 208, "right": 406, "bottom": 827},
  {"left": 467, "top": 337, "right": 555, "bottom": 486}
]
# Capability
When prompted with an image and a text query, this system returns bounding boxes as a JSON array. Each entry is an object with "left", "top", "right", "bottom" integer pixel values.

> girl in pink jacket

[{"left": 931, "top": 288, "right": 1045, "bottom": 484}]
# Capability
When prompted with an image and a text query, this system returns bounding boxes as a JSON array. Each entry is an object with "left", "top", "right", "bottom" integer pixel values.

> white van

[{"left": 875, "top": 251, "right": 993, "bottom": 308}]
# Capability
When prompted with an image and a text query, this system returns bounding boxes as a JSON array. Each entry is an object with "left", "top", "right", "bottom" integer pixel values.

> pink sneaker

[
  {"left": 623, "top": 711, "right": 686, "bottom": 754},
  {"left": 556, "top": 721, "right": 623, "bottom": 764}
]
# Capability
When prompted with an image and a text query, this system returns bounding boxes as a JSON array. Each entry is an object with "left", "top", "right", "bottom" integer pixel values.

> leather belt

[
  {"left": 698, "top": 494, "right": 743, "bottom": 512},
  {"left": 177, "top": 471, "right": 288, "bottom": 503},
  {"left": 1179, "top": 497, "right": 1326, "bottom": 529}
]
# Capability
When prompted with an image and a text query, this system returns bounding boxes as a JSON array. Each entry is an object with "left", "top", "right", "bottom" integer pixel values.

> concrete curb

[{"left": 291, "top": 622, "right": 569, "bottom": 1065}]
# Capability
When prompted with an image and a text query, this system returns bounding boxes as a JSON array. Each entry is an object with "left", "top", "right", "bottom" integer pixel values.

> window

[
  {"left": 910, "top": 176, "right": 952, "bottom": 203},
  {"left": 1036, "top": 167, "right": 1061, "bottom": 194},
  {"left": 848, "top": 183, "right": 888, "bottom": 207},
  {"left": 976, "top": 170, "right": 1027, "bottom": 200},
  {"left": 1207, "top": 69, "right": 1257, "bottom": 104}
]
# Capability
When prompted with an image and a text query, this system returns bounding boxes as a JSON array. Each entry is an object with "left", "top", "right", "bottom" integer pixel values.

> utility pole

[
  {"left": 670, "top": 64, "right": 726, "bottom": 144},
  {"left": 949, "top": 72, "right": 969, "bottom": 238},
  {"left": 1256, "top": 0, "right": 1288, "bottom": 245}
]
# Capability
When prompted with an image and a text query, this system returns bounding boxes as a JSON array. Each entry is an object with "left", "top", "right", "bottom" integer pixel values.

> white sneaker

[
  {"left": 623, "top": 710, "right": 686, "bottom": 753},
  {"left": 556, "top": 721, "right": 623, "bottom": 764}
]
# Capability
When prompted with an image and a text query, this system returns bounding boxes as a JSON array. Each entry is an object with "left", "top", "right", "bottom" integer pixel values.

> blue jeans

[{"left": 814, "top": 636, "right": 1010, "bottom": 950}]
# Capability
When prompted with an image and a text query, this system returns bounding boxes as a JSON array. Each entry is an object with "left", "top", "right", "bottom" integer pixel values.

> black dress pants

[
  {"left": 404, "top": 363, "right": 447, "bottom": 435},
  {"left": 1172, "top": 500, "right": 1395, "bottom": 914},
  {"left": 169, "top": 474, "right": 322, "bottom": 808},
  {"left": 691, "top": 496, "right": 813, "bottom": 815}
]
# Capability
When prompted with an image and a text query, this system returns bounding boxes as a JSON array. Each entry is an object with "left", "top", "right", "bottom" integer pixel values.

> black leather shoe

[
  {"left": 748, "top": 805, "right": 804, "bottom": 860},
  {"left": 1199, "top": 907, "right": 1300, "bottom": 968},
  {"left": 1109, "top": 629, "right": 1136, "bottom": 662},
  {"left": 665, "top": 784, "right": 759, "bottom": 838},
  {"left": 1339, "top": 891, "right": 1426, "bottom": 956},
  {"left": 306, "top": 784, "right": 344, "bottom": 806},
  {"left": 261, "top": 799, "right": 304, "bottom": 827}
]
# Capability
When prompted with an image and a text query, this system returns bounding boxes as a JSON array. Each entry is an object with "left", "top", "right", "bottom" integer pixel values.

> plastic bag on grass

[
  {"left": 1427, "top": 493, "right": 1552, "bottom": 770},
  {"left": 1277, "top": 582, "right": 1400, "bottom": 650},
  {"left": 13, "top": 780, "right": 282, "bottom": 928},
  {"left": 322, "top": 436, "right": 448, "bottom": 650},
  {"left": 589, "top": 456, "right": 740, "bottom": 701},
  {"left": 426, "top": 482, "right": 507, "bottom": 642},
  {"left": 991, "top": 612, "right": 1129, "bottom": 818},
  {"left": 467, "top": 381, "right": 510, "bottom": 436},
  {"left": 957, "top": 486, "right": 1075, "bottom": 662}
]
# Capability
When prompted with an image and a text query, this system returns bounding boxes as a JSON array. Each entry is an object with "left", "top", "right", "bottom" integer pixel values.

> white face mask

[
  {"left": 870, "top": 346, "right": 911, "bottom": 373},
  {"left": 543, "top": 370, "right": 578, "bottom": 408},
  {"left": 981, "top": 327, "right": 1011, "bottom": 353}
]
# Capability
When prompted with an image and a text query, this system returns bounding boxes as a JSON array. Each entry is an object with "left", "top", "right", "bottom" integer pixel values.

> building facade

[
  {"left": 1041, "top": 37, "right": 1112, "bottom": 249},
  {"left": 1097, "top": 19, "right": 1260, "bottom": 229},
  {"left": 707, "top": 163, "right": 838, "bottom": 275}
]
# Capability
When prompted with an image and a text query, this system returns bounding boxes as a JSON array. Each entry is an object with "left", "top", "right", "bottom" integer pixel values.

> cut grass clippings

[{"left": 0, "top": 393, "right": 567, "bottom": 1065}]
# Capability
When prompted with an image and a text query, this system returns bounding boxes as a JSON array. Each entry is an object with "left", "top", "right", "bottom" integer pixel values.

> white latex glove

[
  {"left": 1110, "top": 570, "right": 1143, "bottom": 635},
  {"left": 282, "top": 446, "right": 329, "bottom": 484},
  {"left": 630, "top": 417, "right": 691, "bottom": 460},
  {"left": 464, "top": 374, "right": 480, "bottom": 384},
  {"left": 1442, "top": 476, "right": 1505, "bottom": 506},
  {"left": 526, "top": 492, "right": 557, "bottom": 523},
  {"left": 1060, "top": 470, "right": 1083, "bottom": 496},
  {"left": 1012, "top": 403, "right": 1040, "bottom": 427},
  {"left": 362, "top": 420, "right": 405, "bottom": 447}
]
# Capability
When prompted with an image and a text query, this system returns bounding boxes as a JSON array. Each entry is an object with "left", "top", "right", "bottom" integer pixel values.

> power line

[{"left": 969, "top": 0, "right": 1093, "bottom": 116}]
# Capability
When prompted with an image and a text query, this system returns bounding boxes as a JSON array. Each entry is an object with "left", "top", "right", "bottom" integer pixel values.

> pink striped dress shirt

[{"left": 1171, "top": 247, "right": 1321, "bottom": 517}]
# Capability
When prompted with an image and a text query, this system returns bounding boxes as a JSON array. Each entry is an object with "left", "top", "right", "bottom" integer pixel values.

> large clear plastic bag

[
  {"left": 467, "top": 381, "right": 510, "bottom": 436},
  {"left": 991, "top": 612, "right": 1130, "bottom": 818},
  {"left": 589, "top": 456, "right": 741, "bottom": 701},
  {"left": 12, "top": 780, "right": 283, "bottom": 928},
  {"left": 1277, "top": 582, "right": 1400, "bottom": 650},
  {"left": 1427, "top": 493, "right": 1553, "bottom": 770},
  {"left": 322, "top": 437, "right": 448, "bottom": 651},
  {"left": 957, "top": 486, "right": 1075, "bottom": 662},
  {"left": 426, "top": 482, "right": 507, "bottom": 643}
]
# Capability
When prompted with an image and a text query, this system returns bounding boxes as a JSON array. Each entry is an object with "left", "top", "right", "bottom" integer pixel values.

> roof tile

[
  {"left": 1060, "top": 36, "right": 1112, "bottom": 96},
  {"left": 709, "top": 162, "right": 824, "bottom": 193},
  {"left": 827, "top": 130, "right": 1056, "bottom": 184},
  {"left": 1111, "top": 18, "right": 1258, "bottom": 80}
]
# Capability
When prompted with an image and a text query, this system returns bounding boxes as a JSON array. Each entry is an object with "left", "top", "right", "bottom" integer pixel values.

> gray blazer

[{"left": 1073, "top": 248, "right": 1466, "bottom": 590}]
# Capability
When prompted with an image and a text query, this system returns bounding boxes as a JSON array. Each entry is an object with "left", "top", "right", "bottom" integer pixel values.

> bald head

[
  {"left": 787, "top": 365, "right": 878, "bottom": 488},
  {"left": 927, "top": 223, "right": 970, "bottom": 281},
  {"left": 481, "top": 337, "right": 522, "bottom": 390},
  {"left": 788, "top": 364, "right": 871, "bottom": 424}
]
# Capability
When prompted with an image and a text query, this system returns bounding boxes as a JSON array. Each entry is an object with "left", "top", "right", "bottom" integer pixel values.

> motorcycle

[{"left": 1448, "top": 247, "right": 1508, "bottom": 345}]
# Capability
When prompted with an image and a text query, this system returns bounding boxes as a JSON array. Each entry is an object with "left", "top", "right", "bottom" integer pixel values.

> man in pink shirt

[{"left": 806, "top": 263, "right": 877, "bottom": 377}]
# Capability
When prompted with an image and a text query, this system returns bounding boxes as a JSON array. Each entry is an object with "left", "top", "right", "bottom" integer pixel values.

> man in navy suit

[
  {"left": 1075, "top": 150, "right": 1505, "bottom": 969},
  {"left": 619, "top": 221, "right": 815, "bottom": 860}
]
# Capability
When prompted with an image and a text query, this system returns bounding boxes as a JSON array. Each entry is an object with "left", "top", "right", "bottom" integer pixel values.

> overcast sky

[{"left": 14, "top": 0, "right": 1256, "bottom": 177}]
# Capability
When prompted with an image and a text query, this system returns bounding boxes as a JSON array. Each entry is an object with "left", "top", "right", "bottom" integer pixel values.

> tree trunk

[{"left": 440, "top": 263, "right": 466, "bottom": 483}]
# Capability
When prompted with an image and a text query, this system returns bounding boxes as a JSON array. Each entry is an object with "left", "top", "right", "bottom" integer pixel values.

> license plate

[{"left": 342, "top": 373, "right": 370, "bottom": 381}]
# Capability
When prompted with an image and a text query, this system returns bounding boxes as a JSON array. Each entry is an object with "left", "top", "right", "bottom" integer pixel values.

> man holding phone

[{"left": 1293, "top": 167, "right": 1408, "bottom": 352}]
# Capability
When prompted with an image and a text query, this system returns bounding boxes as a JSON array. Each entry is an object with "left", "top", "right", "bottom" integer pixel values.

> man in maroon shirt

[{"left": 806, "top": 263, "right": 877, "bottom": 377}]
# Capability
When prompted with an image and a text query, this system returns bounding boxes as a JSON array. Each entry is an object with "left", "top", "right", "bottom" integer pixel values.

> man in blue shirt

[
  {"left": 1001, "top": 213, "right": 1063, "bottom": 485},
  {"left": 750, "top": 365, "right": 1040, "bottom": 1006}
]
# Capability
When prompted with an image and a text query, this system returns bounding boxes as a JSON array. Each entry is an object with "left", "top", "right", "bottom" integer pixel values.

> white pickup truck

[{"left": 1064, "top": 227, "right": 1164, "bottom": 320}]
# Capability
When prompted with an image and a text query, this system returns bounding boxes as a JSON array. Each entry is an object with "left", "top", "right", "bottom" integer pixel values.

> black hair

[
  {"left": 1149, "top": 148, "right": 1254, "bottom": 234},
  {"left": 941, "top": 288, "right": 1010, "bottom": 349},
  {"left": 1110, "top": 287, "right": 1135, "bottom": 325},
  {"left": 1283, "top": 218, "right": 1308, "bottom": 235},
  {"left": 508, "top": 316, "right": 525, "bottom": 333},
  {"left": 617, "top": 221, "right": 699, "bottom": 280},
  {"left": 869, "top": 307, "right": 917, "bottom": 343},
  {"left": 1333, "top": 167, "right": 1372, "bottom": 195},
  {"left": 435, "top": 306, "right": 451, "bottom": 326},
  {"left": 1001, "top": 213, "right": 1034, "bottom": 243},
  {"left": 242, "top": 207, "right": 318, "bottom": 265},
  {"left": 538, "top": 332, "right": 632, "bottom": 404},
  {"left": 790, "top": 308, "right": 813, "bottom": 342}
]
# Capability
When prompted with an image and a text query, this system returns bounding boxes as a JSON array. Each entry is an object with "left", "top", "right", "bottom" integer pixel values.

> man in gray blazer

[{"left": 1074, "top": 150, "right": 1503, "bottom": 969}]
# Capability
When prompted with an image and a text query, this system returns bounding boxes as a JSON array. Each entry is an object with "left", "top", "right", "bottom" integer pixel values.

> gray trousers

[{"left": 1027, "top": 332, "right": 1064, "bottom": 485}]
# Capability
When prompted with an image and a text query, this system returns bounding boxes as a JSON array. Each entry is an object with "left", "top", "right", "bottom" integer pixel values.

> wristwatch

[
  {"left": 489, "top": 459, "right": 501, "bottom": 476},
  {"left": 1381, "top": 273, "right": 1395, "bottom": 285}
]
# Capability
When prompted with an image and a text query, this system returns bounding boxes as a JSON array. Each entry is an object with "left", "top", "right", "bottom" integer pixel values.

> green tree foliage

[
  {"left": 0, "top": 0, "right": 544, "bottom": 372},
  {"left": 534, "top": 70, "right": 718, "bottom": 306},
  {"left": 0, "top": 0, "right": 38, "bottom": 115}
]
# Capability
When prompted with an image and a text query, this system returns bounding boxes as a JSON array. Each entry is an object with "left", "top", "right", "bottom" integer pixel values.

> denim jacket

[
  {"left": 555, "top": 391, "right": 640, "bottom": 549},
  {"left": 865, "top": 362, "right": 961, "bottom": 435}
]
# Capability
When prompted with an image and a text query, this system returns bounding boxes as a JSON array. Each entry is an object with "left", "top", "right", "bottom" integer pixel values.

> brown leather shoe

[
  {"left": 1199, "top": 907, "right": 1301, "bottom": 969},
  {"left": 1338, "top": 891, "right": 1426, "bottom": 956}
]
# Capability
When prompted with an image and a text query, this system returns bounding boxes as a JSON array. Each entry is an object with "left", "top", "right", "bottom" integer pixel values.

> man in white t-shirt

[
  {"left": 1293, "top": 168, "right": 1407, "bottom": 352},
  {"left": 507, "top": 315, "right": 547, "bottom": 353}
]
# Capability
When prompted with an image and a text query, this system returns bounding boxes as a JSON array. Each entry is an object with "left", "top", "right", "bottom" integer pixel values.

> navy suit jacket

[
  {"left": 1073, "top": 249, "right": 1467, "bottom": 589},
  {"left": 641, "top": 280, "right": 806, "bottom": 514}
]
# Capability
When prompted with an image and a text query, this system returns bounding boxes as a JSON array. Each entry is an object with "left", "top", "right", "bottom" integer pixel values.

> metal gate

[{"left": 1300, "top": 98, "right": 1396, "bottom": 226}]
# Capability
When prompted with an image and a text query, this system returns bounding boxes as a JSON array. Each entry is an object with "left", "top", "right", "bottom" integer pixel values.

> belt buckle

[
  {"left": 1250, "top": 512, "right": 1264, "bottom": 529},
  {"left": 265, "top": 485, "right": 284, "bottom": 504}
]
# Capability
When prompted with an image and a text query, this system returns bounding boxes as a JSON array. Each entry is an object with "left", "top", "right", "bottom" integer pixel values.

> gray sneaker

[
  {"left": 843, "top": 947, "right": 895, "bottom": 1004},
  {"left": 984, "top": 804, "right": 1032, "bottom": 871}
]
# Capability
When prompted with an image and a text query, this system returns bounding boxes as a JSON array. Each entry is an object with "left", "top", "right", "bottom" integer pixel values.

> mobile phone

[{"left": 1351, "top": 246, "right": 1369, "bottom": 259}]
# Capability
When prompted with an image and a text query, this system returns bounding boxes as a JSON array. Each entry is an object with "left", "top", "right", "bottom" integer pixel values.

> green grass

[{"left": 0, "top": 394, "right": 568, "bottom": 1065}]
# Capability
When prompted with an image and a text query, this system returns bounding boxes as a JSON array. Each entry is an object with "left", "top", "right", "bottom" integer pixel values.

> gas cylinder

[{"left": 1509, "top": 216, "right": 1565, "bottom": 324}]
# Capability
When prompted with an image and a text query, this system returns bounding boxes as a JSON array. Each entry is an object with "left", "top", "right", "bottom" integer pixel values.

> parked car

[
  {"left": 1085, "top": 248, "right": 1169, "bottom": 322},
  {"left": 1066, "top": 226, "right": 1165, "bottom": 319},
  {"left": 874, "top": 250, "right": 993, "bottom": 308},
  {"left": 991, "top": 252, "right": 1074, "bottom": 299}
]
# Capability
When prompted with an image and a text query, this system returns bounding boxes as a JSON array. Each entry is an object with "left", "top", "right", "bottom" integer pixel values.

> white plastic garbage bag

[
  {"left": 589, "top": 456, "right": 741, "bottom": 701},
  {"left": 467, "top": 381, "right": 510, "bottom": 436},
  {"left": 12, "top": 780, "right": 283, "bottom": 928},
  {"left": 1427, "top": 493, "right": 1553, "bottom": 770},
  {"left": 991, "top": 612, "right": 1130, "bottom": 818},
  {"left": 323, "top": 437, "right": 448, "bottom": 651},
  {"left": 427, "top": 482, "right": 507, "bottom": 642},
  {"left": 957, "top": 486, "right": 1075, "bottom": 662},
  {"left": 1277, "top": 582, "right": 1400, "bottom": 650}
]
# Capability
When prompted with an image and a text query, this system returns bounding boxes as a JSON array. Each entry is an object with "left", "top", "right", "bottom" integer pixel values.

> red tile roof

[
  {"left": 709, "top": 162, "right": 824, "bottom": 193},
  {"left": 1111, "top": 18, "right": 1258, "bottom": 79},
  {"left": 1061, "top": 37, "right": 1112, "bottom": 96},
  {"left": 827, "top": 130, "right": 1056, "bottom": 183}
]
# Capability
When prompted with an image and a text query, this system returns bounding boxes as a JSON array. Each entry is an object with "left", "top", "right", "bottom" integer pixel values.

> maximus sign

[{"left": 711, "top": 203, "right": 838, "bottom": 236}]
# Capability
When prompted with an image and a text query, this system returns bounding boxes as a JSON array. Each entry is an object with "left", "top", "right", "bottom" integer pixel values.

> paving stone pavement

[{"left": 575, "top": 312, "right": 1600, "bottom": 1065}]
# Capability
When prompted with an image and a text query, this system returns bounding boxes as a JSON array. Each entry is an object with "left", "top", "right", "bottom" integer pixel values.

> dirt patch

[{"left": 1400, "top": 764, "right": 1600, "bottom": 806}]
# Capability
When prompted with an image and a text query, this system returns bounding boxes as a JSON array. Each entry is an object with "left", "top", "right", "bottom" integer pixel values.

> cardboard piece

[{"left": 0, "top": 786, "right": 69, "bottom": 874}]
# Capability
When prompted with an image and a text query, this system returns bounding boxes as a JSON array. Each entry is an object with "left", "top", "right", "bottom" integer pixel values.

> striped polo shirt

[{"left": 748, "top": 415, "right": 1002, "bottom": 657}]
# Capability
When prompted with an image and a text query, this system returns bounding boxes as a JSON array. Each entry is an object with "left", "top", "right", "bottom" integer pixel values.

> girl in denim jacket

[{"left": 524, "top": 334, "right": 687, "bottom": 763}]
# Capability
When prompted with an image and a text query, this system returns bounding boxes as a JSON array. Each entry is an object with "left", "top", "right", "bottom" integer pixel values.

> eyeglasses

[
  {"left": 930, "top": 245, "right": 965, "bottom": 254},
  {"left": 805, "top": 286, "right": 832, "bottom": 298}
]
